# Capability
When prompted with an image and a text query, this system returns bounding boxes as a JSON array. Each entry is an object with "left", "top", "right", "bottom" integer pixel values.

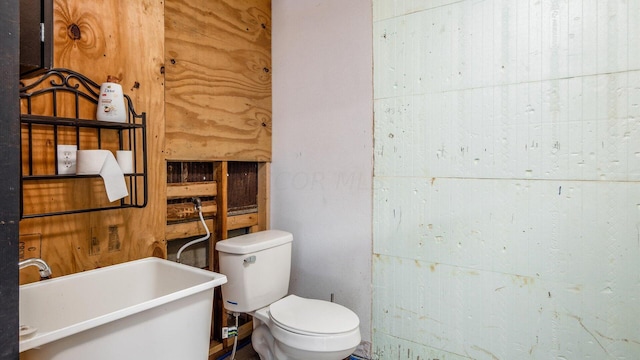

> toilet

[{"left": 216, "top": 230, "right": 361, "bottom": 360}]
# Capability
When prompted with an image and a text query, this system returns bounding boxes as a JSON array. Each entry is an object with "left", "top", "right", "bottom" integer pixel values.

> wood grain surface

[
  {"left": 165, "top": 0, "right": 272, "bottom": 161},
  {"left": 19, "top": 0, "right": 166, "bottom": 283}
]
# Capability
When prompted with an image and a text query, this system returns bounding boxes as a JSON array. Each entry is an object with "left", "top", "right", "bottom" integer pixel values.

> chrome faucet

[{"left": 19, "top": 258, "right": 52, "bottom": 279}]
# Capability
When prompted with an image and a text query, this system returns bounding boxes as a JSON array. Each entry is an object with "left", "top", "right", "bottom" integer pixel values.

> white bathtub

[{"left": 19, "top": 257, "right": 227, "bottom": 360}]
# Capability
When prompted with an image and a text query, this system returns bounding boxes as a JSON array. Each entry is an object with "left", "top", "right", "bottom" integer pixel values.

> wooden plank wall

[
  {"left": 18, "top": 0, "right": 272, "bottom": 284},
  {"left": 19, "top": 0, "right": 166, "bottom": 283},
  {"left": 165, "top": 0, "right": 272, "bottom": 162}
]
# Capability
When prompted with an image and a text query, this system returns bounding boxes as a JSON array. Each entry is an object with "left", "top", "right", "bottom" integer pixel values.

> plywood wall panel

[
  {"left": 165, "top": 0, "right": 272, "bottom": 161},
  {"left": 373, "top": 0, "right": 640, "bottom": 358},
  {"left": 19, "top": 0, "right": 166, "bottom": 283}
]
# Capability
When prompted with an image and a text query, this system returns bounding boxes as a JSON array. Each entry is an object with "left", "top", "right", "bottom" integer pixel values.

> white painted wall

[
  {"left": 271, "top": 0, "right": 374, "bottom": 352},
  {"left": 373, "top": 0, "right": 640, "bottom": 359}
]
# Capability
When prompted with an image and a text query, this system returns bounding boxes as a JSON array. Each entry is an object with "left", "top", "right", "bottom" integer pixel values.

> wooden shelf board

[{"left": 167, "top": 181, "right": 217, "bottom": 199}]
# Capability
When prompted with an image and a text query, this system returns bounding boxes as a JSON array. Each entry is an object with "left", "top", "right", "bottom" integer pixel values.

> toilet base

[
  {"left": 252, "top": 324, "right": 276, "bottom": 360},
  {"left": 252, "top": 324, "right": 357, "bottom": 360}
]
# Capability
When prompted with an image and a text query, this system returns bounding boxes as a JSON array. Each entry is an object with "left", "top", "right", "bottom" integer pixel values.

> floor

[
  {"left": 226, "top": 342, "right": 259, "bottom": 360},
  {"left": 226, "top": 341, "right": 355, "bottom": 360}
]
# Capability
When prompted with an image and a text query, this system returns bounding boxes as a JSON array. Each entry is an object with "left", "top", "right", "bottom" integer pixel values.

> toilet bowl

[
  {"left": 251, "top": 295, "right": 360, "bottom": 360},
  {"left": 215, "top": 230, "right": 361, "bottom": 360}
]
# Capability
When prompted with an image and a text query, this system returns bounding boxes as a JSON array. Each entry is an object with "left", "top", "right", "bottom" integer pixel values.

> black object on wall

[
  {"left": 0, "top": 0, "right": 20, "bottom": 358},
  {"left": 20, "top": 0, "right": 52, "bottom": 77}
]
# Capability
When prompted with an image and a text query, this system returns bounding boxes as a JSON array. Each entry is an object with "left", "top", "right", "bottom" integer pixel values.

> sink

[{"left": 20, "top": 257, "right": 227, "bottom": 360}]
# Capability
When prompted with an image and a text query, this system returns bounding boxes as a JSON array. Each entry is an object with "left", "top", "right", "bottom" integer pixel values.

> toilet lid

[{"left": 269, "top": 295, "right": 359, "bottom": 335}]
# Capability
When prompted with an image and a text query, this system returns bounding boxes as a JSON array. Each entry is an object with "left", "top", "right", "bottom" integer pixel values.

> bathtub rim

[{"left": 19, "top": 257, "right": 227, "bottom": 352}]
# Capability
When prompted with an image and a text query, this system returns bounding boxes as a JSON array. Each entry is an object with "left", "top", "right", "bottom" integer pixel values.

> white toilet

[{"left": 216, "top": 230, "right": 361, "bottom": 360}]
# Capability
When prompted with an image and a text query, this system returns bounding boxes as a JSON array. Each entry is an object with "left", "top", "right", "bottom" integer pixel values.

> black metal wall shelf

[{"left": 19, "top": 68, "right": 148, "bottom": 219}]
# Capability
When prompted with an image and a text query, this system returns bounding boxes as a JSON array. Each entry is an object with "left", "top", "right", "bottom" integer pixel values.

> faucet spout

[{"left": 19, "top": 258, "right": 52, "bottom": 279}]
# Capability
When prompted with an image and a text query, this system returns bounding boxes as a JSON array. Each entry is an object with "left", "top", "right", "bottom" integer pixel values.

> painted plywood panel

[
  {"left": 373, "top": 0, "right": 640, "bottom": 358},
  {"left": 19, "top": 0, "right": 165, "bottom": 283},
  {"left": 374, "top": 176, "right": 640, "bottom": 286},
  {"left": 374, "top": 73, "right": 640, "bottom": 180},
  {"left": 374, "top": 253, "right": 640, "bottom": 358},
  {"left": 164, "top": 0, "right": 271, "bottom": 161}
]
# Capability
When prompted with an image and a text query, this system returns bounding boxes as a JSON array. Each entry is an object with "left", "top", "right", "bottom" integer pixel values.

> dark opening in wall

[
  {"left": 227, "top": 162, "right": 258, "bottom": 215},
  {"left": 167, "top": 161, "right": 214, "bottom": 183}
]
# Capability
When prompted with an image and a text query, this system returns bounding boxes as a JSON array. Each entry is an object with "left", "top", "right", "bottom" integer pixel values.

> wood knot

[{"left": 67, "top": 23, "right": 81, "bottom": 40}]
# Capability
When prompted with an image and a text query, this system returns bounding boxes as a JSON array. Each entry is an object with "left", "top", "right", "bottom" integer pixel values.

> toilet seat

[
  {"left": 269, "top": 295, "right": 359, "bottom": 336},
  {"left": 252, "top": 295, "right": 361, "bottom": 354}
]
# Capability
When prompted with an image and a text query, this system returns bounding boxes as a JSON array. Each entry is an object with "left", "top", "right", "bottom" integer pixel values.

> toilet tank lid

[{"left": 215, "top": 230, "right": 293, "bottom": 254}]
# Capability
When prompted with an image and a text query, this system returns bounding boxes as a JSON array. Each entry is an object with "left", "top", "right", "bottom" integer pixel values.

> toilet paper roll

[
  {"left": 76, "top": 150, "right": 128, "bottom": 202},
  {"left": 116, "top": 150, "right": 134, "bottom": 174}
]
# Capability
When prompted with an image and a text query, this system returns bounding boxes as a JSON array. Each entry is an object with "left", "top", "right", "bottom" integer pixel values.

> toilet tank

[{"left": 215, "top": 230, "right": 292, "bottom": 313}]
